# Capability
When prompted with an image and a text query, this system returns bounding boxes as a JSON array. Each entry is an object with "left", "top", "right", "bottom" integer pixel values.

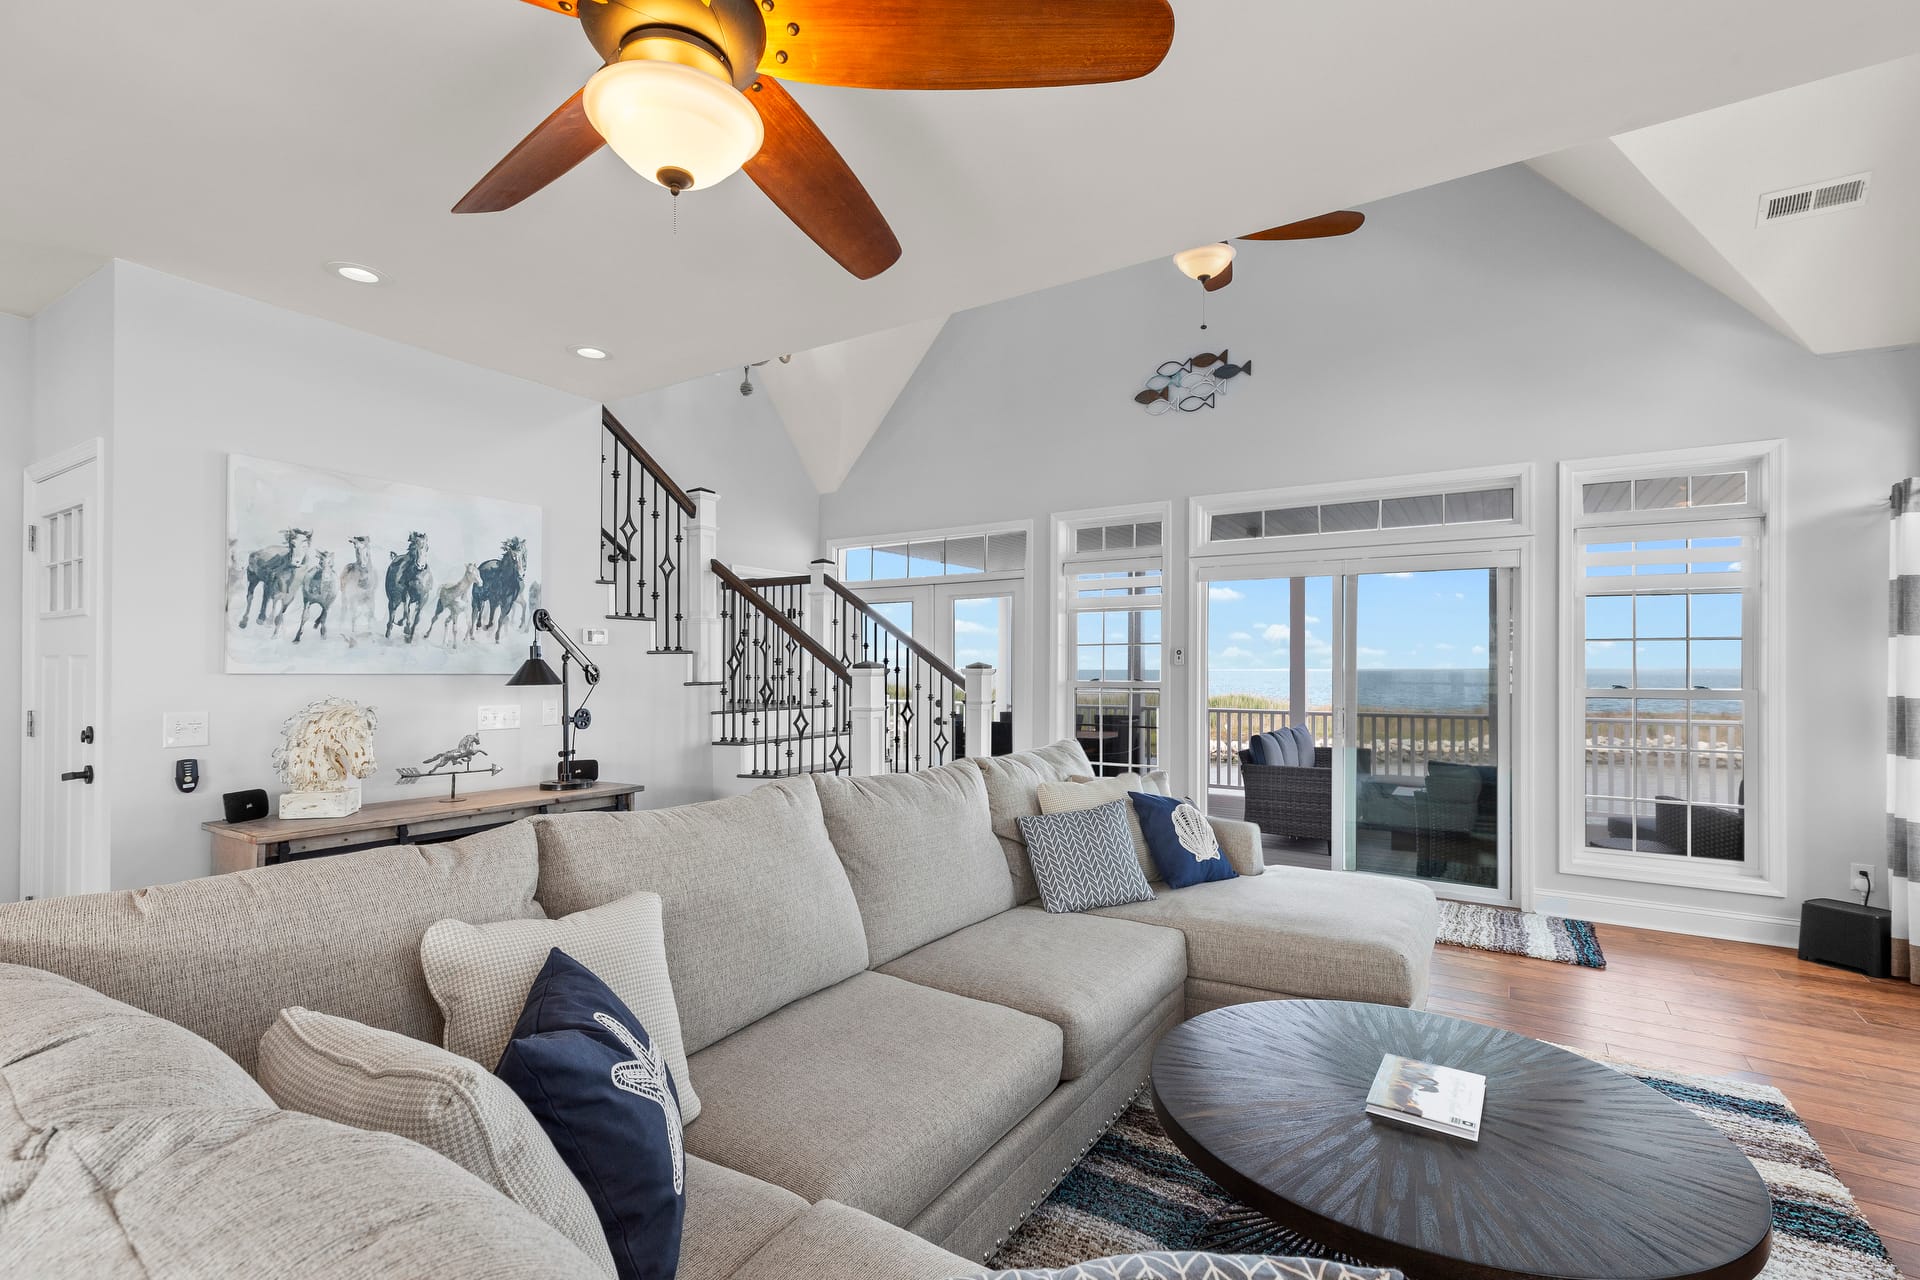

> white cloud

[
  {"left": 1262, "top": 623, "right": 1290, "bottom": 643},
  {"left": 1209, "top": 586, "right": 1244, "bottom": 602},
  {"left": 1434, "top": 643, "right": 1455, "bottom": 652},
  {"left": 1307, "top": 615, "right": 1322, "bottom": 625},
  {"left": 1218, "top": 646, "right": 1254, "bottom": 661},
  {"left": 1384, "top": 572, "right": 1414, "bottom": 579},
  {"left": 1359, "top": 646, "right": 1388, "bottom": 658},
  {"left": 1227, "top": 630, "right": 1252, "bottom": 641},
  {"left": 953, "top": 619, "right": 989, "bottom": 635},
  {"left": 1471, "top": 644, "right": 1487, "bottom": 656}
]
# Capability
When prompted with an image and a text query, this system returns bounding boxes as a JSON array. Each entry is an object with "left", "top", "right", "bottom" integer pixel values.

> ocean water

[{"left": 1208, "top": 667, "right": 1740, "bottom": 715}]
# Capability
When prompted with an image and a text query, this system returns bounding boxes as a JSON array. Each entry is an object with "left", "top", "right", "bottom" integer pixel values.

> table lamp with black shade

[{"left": 507, "top": 608, "right": 599, "bottom": 791}]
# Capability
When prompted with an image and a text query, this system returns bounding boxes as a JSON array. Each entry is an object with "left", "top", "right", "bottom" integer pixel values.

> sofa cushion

[
  {"left": 1036, "top": 773, "right": 1157, "bottom": 884},
  {"left": 730, "top": 1200, "right": 975, "bottom": 1280},
  {"left": 0, "top": 1107, "right": 605, "bottom": 1280},
  {"left": 0, "top": 823, "right": 544, "bottom": 1073},
  {"left": 532, "top": 779, "right": 868, "bottom": 1054},
  {"left": 970, "top": 741, "right": 1099, "bottom": 903},
  {"left": 1016, "top": 802, "right": 1156, "bottom": 915},
  {"left": 257, "top": 1007, "right": 615, "bottom": 1277},
  {"left": 877, "top": 905, "right": 1184, "bottom": 1080},
  {"left": 420, "top": 889, "right": 699, "bottom": 1122},
  {"left": 1129, "top": 792, "right": 1236, "bottom": 890},
  {"left": 496, "top": 950, "right": 685, "bottom": 1280},
  {"left": 0, "top": 963, "right": 271, "bottom": 1167},
  {"left": 812, "top": 763, "right": 1015, "bottom": 966},
  {"left": 1092, "top": 868, "right": 1438, "bottom": 1009},
  {"left": 684, "top": 970, "right": 1061, "bottom": 1226},
  {"left": 676, "top": 1156, "right": 807, "bottom": 1280}
]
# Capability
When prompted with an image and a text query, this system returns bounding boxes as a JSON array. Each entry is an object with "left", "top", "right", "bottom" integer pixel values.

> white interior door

[{"left": 20, "top": 449, "right": 107, "bottom": 900}]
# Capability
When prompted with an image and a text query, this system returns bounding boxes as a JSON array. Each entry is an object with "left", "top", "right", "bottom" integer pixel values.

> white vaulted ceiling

[
  {"left": 1534, "top": 54, "right": 1920, "bottom": 355},
  {"left": 4, "top": 2, "right": 1920, "bottom": 399}
]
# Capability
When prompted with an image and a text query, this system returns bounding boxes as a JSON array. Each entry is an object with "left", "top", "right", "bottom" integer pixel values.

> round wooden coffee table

[{"left": 1151, "top": 1001, "right": 1772, "bottom": 1280}]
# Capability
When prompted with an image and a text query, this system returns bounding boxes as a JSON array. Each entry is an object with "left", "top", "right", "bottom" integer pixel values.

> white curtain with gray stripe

[{"left": 1890, "top": 479, "right": 1920, "bottom": 982}]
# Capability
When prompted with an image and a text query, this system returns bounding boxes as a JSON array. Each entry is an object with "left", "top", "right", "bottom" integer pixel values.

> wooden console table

[{"left": 203, "top": 781, "right": 643, "bottom": 874}]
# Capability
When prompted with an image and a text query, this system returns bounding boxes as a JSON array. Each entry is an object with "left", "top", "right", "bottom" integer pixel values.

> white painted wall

[
  {"left": 823, "top": 164, "right": 1920, "bottom": 944},
  {"left": 0, "top": 315, "right": 28, "bottom": 903},
  {"left": 14, "top": 262, "right": 819, "bottom": 893}
]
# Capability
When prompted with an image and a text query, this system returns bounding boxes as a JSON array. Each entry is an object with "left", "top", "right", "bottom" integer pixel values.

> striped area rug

[
  {"left": 989, "top": 1055, "right": 1900, "bottom": 1280},
  {"left": 1435, "top": 900, "right": 1606, "bottom": 968}
]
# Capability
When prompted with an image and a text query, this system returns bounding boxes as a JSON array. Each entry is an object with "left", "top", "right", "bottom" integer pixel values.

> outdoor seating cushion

[
  {"left": 1249, "top": 732, "right": 1287, "bottom": 767},
  {"left": 1091, "top": 867, "right": 1438, "bottom": 1009},
  {"left": 682, "top": 970, "right": 1062, "bottom": 1226},
  {"left": 676, "top": 1157, "right": 807, "bottom": 1280},
  {"left": 969, "top": 741, "right": 1100, "bottom": 902},
  {"left": 876, "top": 904, "right": 1185, "bottom": 1080},
  {"left": 728, "top": 1200, "right": 976, "bottom": 1280},
  {"left": 0, "top": 824, "right": 545, "bottom": 1073},
  {"left": 813, "top": 763, "right": 1015, "bottom": 967},
  {"left": 531, "top": 778, "right": 869, "bottom": 1055},
  {"left": 0, "top": 1107, "right": 605, "bottom": 1280}
]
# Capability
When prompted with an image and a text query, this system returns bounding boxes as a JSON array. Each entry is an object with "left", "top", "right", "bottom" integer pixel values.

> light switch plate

[
  {"left": 582, "top": 627, "right": 609, "bottom": 646},
  {"left": 477, "top": 705, "right": 522, "bottom": 731},
  {"left": 163, "top": 711, "right": 209, "bottom": 748}
]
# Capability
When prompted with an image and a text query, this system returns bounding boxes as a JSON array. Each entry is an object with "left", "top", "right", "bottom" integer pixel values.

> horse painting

[
  {"left": 384, "top": 531, "right": 433, "bottom": 643},
  {"left": 471, "top": 536, "right": 528, "bottom": 644},
  {"left": 240, "top": 528, "right": 312, "bottom": 631}
]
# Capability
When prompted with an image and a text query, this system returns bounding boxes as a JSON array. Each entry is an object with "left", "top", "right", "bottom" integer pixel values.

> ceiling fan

[
  {"left": 453, "top": 0, "right": 1178, "bottom": 280},
  {"left": 1171, "top": 212, "right": 1367, "bottom": 293}
]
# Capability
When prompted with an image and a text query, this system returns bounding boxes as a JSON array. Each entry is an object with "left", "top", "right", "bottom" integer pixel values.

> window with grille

[
  {"left": 39, "top": 504, "right": 86, "bottom": 617},
  {"left": 1567, "top": 450, "right": 1771, "bottom": 882},
  {"left": 1068, "top": 561, "right": 1162, "bottom": 776}
]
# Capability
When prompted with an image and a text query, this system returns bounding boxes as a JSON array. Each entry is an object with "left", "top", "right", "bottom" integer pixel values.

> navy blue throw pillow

[
  {"left": 495, "top": 949, "right": 685, "bottom": 1280},
  {"left": 1129, "top": 792, "right": 1238, "bottom": 889}
]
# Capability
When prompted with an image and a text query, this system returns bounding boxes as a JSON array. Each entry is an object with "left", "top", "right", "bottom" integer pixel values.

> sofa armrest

[{"left": 1207, "top": 817, "right": 1264, "bottom": 877}]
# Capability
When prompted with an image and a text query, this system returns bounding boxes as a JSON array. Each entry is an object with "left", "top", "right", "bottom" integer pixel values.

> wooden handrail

[
  {"left": 711, "top": 560, "right": 851, "bottom": 683},
  {"left": 822, "top": 574, "right": 967, "bottom": 688},
  {"left": 743, "top": 574, "right": 810, "bottom": 588},
  {"left": 603, "top": 406, "right": 697, "bottom": 518}
]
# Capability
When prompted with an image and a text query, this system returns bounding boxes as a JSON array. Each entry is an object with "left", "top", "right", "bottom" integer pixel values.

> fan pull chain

[{"left": 1199, "top": 289, "right": 1208, "bottom": 332}]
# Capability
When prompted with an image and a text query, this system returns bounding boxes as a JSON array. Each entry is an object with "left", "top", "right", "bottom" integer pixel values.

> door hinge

[
  {"left": 25, "top": 523, "right": 35, "bottom": 552},
  {"left": 24, "top": 710, "right": 33, "bottom": 738}
]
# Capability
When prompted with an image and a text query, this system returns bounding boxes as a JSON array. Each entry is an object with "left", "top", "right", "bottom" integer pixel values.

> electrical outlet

[
  {"left": 1850, "top": 863, "right": 1875, "bottom": 897},
  {"left": 542, "top": 700, "right": 560, "bottom": 727},
  {"left": 476, "top": 705, "right": 521, "bottom": 732}
]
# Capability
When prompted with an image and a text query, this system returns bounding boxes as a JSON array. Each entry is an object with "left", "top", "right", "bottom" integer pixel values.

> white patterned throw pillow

[{"left": 1016, "top": 800, "right": 1156, "bottom": 914}]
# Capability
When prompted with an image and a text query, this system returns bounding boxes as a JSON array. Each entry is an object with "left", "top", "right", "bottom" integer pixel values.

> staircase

[{"left": 599, "top": 407, "right": 992, "bottom": 796}]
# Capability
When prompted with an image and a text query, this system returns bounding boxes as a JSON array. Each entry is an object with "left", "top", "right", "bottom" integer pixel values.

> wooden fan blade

[
  {"left": 744, "top": 78, "right": 900, "bottom": 280},
  {"left": 1240, "top": 211, "right": 1365, "bottom": 241},
  {"left": 515, "top": 0, "right": 581, "bottom": 16},
  {"left": 757, "top": 0, "right": 1174, "bottom": 90},
  {"left": 1202, "top": 260, "right": 1233, "bottom": 292},
  {"left": 453, "top": 89, "right": 604, "bottom": 214}
]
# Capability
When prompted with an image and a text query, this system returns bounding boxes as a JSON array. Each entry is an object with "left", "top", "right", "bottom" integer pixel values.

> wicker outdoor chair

[{"left": 1238, "top": 746, "right": 1373, "bottom": 843}]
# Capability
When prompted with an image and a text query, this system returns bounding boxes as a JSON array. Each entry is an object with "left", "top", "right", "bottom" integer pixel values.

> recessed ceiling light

[
  {"left": 326, "top": 261, "right": 382, "bottom": 284},
  {"left": 573, "top": 346, "right": 609, "bottom": 360}
]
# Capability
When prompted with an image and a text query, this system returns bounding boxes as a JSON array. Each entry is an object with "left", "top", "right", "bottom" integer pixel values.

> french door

[
  {"left": 851, "top": 580, "right": 1019, "bottom": 753},
  {"left": 1200, "top": 549, "right": 1518, "bottom": 903}
]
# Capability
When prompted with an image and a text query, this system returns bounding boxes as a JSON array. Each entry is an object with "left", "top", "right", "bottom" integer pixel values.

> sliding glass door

[{"left": 1203, "top": 551, "right": 1516, "bottom": 902}]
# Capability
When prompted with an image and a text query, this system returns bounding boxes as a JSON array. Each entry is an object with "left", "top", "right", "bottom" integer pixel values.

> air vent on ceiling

[{"left": 1757, "top": 172, "right": 1871, "bottom": 226}]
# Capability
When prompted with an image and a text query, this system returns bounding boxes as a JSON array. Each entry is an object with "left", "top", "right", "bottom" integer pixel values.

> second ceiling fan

[
  {"left": 1172, "top": 211, "right": 1367, "bottom": 293},
  {"left": 454, "top": 0, "right": 1178, "bottom": 280}
]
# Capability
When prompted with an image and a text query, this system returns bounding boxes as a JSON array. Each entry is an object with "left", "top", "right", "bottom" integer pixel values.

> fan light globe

[
  {"left": 1173, "top": 242, "right": 1235, "bottom": 283},
  {"left": 582, "top": 60, "right": 764, "bottom": 192}
]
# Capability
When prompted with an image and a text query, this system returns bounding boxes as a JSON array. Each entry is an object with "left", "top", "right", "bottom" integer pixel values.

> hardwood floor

[{"left": 1429, "top": 925, "right": 1920, "bottom": 1277}]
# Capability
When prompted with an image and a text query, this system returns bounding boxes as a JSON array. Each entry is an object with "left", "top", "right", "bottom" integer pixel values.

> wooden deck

[{"left": 1429, "top": 924, "right": 1920, "bottom": 1278}]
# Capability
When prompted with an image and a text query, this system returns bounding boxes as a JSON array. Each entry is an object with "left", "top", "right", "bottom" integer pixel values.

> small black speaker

[
  {"left": 222, "top": 788, "right": 269, "bottom": 824},
  {"left": 569, "top": 759, "right": 600, "bottom": 783},
  {"left": 1798, "top": 897, "right": 1892, "bottom": 978}
]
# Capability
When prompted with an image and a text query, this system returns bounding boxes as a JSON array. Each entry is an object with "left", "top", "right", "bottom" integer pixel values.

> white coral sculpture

[{"left": 272, "top": 697, "right": 379, "bottom": 792}]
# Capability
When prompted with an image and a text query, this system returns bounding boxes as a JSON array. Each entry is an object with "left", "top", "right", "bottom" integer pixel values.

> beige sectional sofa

[{"left": 0, "top": 741, "right": 1437, "bottom": 1278}]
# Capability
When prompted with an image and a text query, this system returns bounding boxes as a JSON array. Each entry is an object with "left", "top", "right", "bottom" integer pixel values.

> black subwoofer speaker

[
  {"left": 221, "top": 788, "right": 269, "bottom": 824},
  {"left": 1797, "top": 897, "right": 1892, "bottom": 978}
]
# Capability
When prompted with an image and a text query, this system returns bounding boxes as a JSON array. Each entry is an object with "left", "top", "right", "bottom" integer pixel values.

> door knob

[{"left": 60, "top": 766, "right": 94, "bottom": 784}]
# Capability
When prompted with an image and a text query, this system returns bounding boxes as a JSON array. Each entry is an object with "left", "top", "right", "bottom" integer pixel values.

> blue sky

[{"left": 1207, "top": 569, "right": 1493, "bottom": 674}]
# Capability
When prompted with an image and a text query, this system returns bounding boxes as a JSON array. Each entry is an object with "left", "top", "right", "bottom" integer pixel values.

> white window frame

[
  {"left": 1193, "top": 463, "right": 1534, "bottom": 558},
  {"left": 828, "top": 518, "right": 1032, "bottom": 588},
  {"left": 1558, "top": 442, "right": 1786, "bottom": 898}
]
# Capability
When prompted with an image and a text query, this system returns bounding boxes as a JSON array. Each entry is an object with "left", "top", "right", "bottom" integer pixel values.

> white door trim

[{"left": 20, "top": 437, "right": 110, "bottom": 899}]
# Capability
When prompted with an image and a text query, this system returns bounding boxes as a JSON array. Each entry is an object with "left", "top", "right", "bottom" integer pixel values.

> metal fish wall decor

[{"left": 1133, "top": 349, "right": 1252, "bottom": 415}]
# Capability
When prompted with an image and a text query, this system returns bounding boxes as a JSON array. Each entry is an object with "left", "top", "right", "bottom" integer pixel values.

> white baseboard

[{"left": 1536, "top": 889, "right": 1799, "bottom": 949}]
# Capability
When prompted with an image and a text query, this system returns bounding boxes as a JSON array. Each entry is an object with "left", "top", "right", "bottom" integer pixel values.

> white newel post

[
  {"left": 688, "top": 488, "right": 722, "bottom": 684},
  {"left": 805, "top": 558, "right": 833, "bottom": 650},
  {"left": 963, "top": 664, "right": 998, "bottom": 759},
  {"left": 850, "top": 662, "right": 888, "bottom": 776}
]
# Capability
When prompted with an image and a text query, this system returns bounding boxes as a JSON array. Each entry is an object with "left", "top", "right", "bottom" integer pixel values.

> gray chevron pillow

[
  {"left": 961, "top": 1254, "right": 1401, "bottom": 1279},
  {"left": 1016, "top": 800, "right": 1156, "bottom": 914}
]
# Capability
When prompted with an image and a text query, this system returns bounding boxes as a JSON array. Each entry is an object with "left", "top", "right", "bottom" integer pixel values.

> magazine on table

[{"left": 1365, "top": 1053, "right": 1485, "bottom": 1141}]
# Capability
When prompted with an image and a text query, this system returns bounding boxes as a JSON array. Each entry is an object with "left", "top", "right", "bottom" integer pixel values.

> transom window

[
  {"left": 1198, "top": 474, "right": 1522, "bottom": 550},
  {"left": 840, "top": 529, "right": 1026, "bottom": 584}
]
